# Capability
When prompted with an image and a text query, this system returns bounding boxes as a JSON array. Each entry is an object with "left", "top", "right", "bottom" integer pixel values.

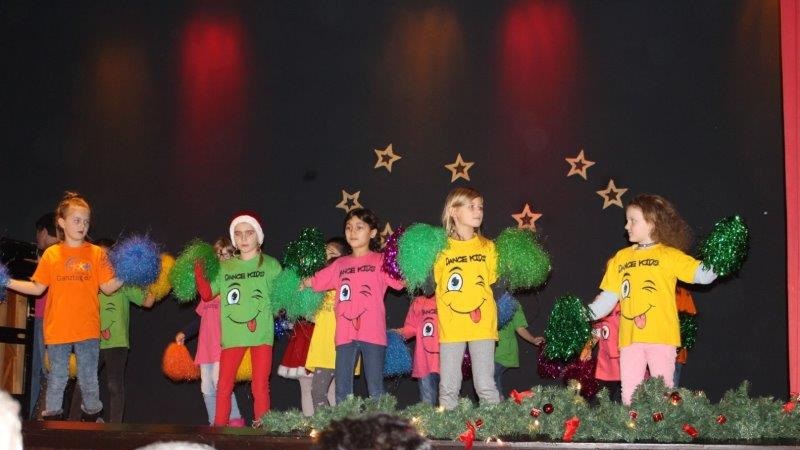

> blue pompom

[
  {"left": 110, "top": 235, "right": 161, "bottom": 286},
  {"left": 274, "top": 313, "right": 292, "bottom": 341},
  {"left": 383, "top": 330, "right": 412, "bottom": 377},
  {"left": 497, "top": 291, "right": 519, "bottom": 330},
  {"left": 0, "top": 262, "right": 10, "bottom": 302}
]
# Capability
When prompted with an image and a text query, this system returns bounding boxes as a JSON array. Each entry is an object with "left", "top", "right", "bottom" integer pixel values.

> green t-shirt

[
  {"left": 99, "top": 286, "right": 145, "bottom": 350},
  {"left": 212, "top": 254, "right": 281, "bottom": 349},
  {"left": 494, "top": 308, "right": 528, "bottom": 368}
]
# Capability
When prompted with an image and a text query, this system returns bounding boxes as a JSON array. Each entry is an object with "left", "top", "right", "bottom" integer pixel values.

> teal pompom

[
  {"left": 384, "top": 330, "right": 412, "bottom": 377},
  {"left": 397, "top": 223, "right": 447, "bottom": 292},
  {"left": 698, "top": 215, "right": 749, "bottom": 277},
  {"left": 543, "top": 294, "right": 592, "bottom": 360},
  {"left": 282, "top": 228, "right": 327, "bottom": 278},
  {"left": 169, "top": 240, "right": 219, "bottom": 303},
  {"left": 495, "top": 228, "right": 551, "bottom": 291},
  {"left": 272, "top": 267, "right": 323, "bottom": 320}
]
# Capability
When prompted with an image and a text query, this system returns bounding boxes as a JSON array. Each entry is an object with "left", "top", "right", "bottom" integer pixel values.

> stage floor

[
  {"left": 21, "top": 421, "right": 800, "bottom": 450},
  {"left": 22, "top": 422, "right": 800, "bottom": 450}
]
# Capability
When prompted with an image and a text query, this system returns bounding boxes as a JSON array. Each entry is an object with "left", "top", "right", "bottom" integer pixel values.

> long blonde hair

[
  {"left": 55, "top": 191, "right": 91, "bottom": 241},
  {"left": 441, "top": 187, "right": 483, "bottom": 239}
]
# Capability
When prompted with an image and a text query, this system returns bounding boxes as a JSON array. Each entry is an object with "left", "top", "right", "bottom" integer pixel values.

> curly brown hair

[{"left": 628, "top": 194, "right": 692, "bottom": 252}]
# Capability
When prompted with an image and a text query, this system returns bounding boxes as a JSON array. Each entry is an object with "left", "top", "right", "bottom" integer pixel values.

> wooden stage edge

[{"left": 22, "top": 421, "right": 800, "bottom": 450}]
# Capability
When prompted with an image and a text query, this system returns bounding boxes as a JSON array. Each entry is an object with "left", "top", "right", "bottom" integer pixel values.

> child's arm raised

[{"left": 100, "top": 278, "right": 124, "bottom": 295}]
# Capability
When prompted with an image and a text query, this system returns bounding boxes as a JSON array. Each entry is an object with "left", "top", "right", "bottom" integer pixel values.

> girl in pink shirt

[
  {"left": 398, "top": 295, "right": 440, "bottom": 405},
  {"left": 305, "top": 208, "right": 404, "bottom": 403}
]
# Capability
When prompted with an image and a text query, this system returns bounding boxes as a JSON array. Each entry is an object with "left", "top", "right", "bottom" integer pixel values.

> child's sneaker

[
  {"left": 229, "top": 418, "right": 246, "bottom": 427},
  {"left": 80, "top": 409, "right": 104, "bottom": 423}
]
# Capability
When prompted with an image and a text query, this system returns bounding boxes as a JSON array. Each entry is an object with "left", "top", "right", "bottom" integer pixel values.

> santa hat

[{"left": 229, "top": 211, "right": 264, "bottom": 246}]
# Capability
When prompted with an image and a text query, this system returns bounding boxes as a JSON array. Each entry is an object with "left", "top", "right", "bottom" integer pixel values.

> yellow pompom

[
  {"left": 44, "top": 352, "right": 78, "bottom": 378},
  {"left": 147, "top": 253, "right": 175, "bottom": 301},
  {"left": 235, "top": 349, "right": 252, "bottom": 382}
]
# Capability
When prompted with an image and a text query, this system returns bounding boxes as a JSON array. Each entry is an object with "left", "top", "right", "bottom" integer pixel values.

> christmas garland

[{"left": 259, "top": 379, "right": 800, "bottom": 444}]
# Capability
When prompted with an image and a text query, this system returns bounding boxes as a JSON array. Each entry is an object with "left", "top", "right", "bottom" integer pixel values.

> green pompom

[
  {"left": 543, "top": 294, "right": 592, "bottom": 360},
  {"left": 397, "top": 223, "right": 447, "bottom": 292},
  {"left": 282, "top": 228, "right": 327, "bottom": 278},
  {"left": 679, "top": 312, "right": 698, "bottom": 349},
  {"left": 698, "top": 215, "right": 749, "bottom": 277},
  {"left": 272, "top": 267, "right": 323, "bottom": 320},
  {"left": 169, "top": 240, "right": 219, "bottom": 303},
  {"left": 495, "top": 227, "right": 551, "bottom": 291}
]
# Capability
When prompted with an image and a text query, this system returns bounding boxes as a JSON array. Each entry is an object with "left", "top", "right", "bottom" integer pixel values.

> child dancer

[
  {"left": 434, "top": 187, "right": 501, "bottom": 409},
  {"left": 305, "top": 209, "right": 404, "bottom": 403},
  {"left": 494, "top": 307, "right": 544, "bottom": 399},
  {"left": 195, "top": 212, "right": 281, "bottom": 426},
  {"left": 305, "top": 237, "right": 347, "bottom": 411},
  {"left": 6, "top": 192, "right": 123, "bottom": 421},
  {"left": 68, "top": 239, "right": 156, "bottom": 423},
  {"left": 398, "top": 294, "right": 440, "bottom": 405},
  {"left": 175, "top": 237, "right": 244, "bottom": 426},
  {"left": 587, "top": 194, "right": 718, "bottom": 404},
  {"left": 580, "top": 304, "right": 622, "bottom": 402}
]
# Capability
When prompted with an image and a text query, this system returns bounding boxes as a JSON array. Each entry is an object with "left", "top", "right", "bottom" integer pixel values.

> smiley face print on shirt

[{"left": 337, "top": 277, "right": 370, "bottom": 331}]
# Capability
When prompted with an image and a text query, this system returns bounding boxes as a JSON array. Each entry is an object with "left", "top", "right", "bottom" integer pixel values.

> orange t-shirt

[{"left": 32, "top": 242, "right": 115, "bottom": 345}]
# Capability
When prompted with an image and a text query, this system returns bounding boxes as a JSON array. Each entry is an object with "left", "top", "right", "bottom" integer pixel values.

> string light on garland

[{"left": 682, "top": 423, "right": 699, "bottom": 438}]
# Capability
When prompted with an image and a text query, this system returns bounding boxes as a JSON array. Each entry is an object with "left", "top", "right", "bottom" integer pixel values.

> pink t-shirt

[
  {"left": 399, "top": 296, "right": 439, "bottom": 378},
  {"left": 310, "top": 251, "right": 403, "bottom": 347},
  {"left": 593, "top": 304, "right": 621, "bottom": 381},
  {"left": 34, "top": 293, "right": 48, "bottom": 318},
  {"left": 194, "top": 296, "right": 223, "bottom": 365}
]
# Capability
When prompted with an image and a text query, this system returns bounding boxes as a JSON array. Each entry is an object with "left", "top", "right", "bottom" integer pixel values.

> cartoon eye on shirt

[
  {"left": 421, "top": 316, "right": 439, "bottom": 354},
  {"left": 100, "top": 301, "right": 117, "bottom": 341},
  {"left": 601, "top": 325, "right": 610, "bottom": 340},
  {"left": 619, "top": 273, "right": 656, "bottom": 330},
  {"left": 223, "top": 282, "right": 264, "bottom": 333},
  {"left": 339, "top": 283, "right": 351, "bottom": 301},
  {"left": 447, "top": 272, "right": 463, "bottom": 292},
  {"left": 422, "top": 321, "right": 435, "bottom": 337},
  {"left": 442, "top": 266, "right": 485, "bottom": 324},
  {"left": 227, "top": 288, "right": 240, "bottom": 305}
]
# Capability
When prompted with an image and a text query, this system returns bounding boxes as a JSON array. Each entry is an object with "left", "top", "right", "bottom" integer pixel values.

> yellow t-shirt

[
  {"left": 433, "top": 236, "right": 498, "bottom": 343},
  {"left": 304, "top": 291, "right": 361, "bottom": 374},
  {"left": 599, "top": 244, "right": 700, "bottom": 348},
  {"left": 32, "top": 242, "right": 115, "bottom": 345},
  {"left": 305, "top": 291, "right": 337, "bottom": 370}
]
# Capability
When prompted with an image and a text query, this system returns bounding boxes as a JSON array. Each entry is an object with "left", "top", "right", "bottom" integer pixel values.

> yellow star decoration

[
  {"left": 374, "top": 144, "right": 402, "bottom": 172},
  {"left": 511, "top": 203, "right": 543, "bottom": 231},
  {"left": 336, "top": 190, "right": 362, "bottom": 213},
  {"left": 565, "top": 149, "right": 596, "bottom": 180},
  {"left": 596, "top": 179, "right": 628, "bottom": 209},
  {"left": 444, "top": 153, "right": 475, "bottom": 182},
  {"left": 380, "top": 222, "right": 393, "bottom": 247}
]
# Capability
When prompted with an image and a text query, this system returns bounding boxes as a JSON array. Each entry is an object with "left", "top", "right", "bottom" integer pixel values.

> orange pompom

[{"left": 162, "top": 343, "right": 200, "bottom": 381}]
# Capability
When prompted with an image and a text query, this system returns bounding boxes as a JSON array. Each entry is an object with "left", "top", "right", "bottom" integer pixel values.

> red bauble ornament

[
  {"left": 543, "top": 403, "right": 554, "bottom": 414},
  {"left": 716, "top": 414, "right": 727, "bottom": 424},
  {"left": 629, "top": 410, "right": 638, "bottom": 420},
  {"left": 530, "top": 408, "right": 541, "bottom": 418},
  {"left": 682, "top": 423, "right": 699, "bottom": 438},
  {"left": 651, "top": 411, "right": 664, "bottom": 422},
  {"left": 670, "top": 392, "right": 682, "bottom": 405}
]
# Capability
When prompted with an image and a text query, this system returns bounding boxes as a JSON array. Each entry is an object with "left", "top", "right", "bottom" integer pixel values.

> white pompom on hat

[{"left": 229, "top": 211, "right": 264, "bottom": 246}]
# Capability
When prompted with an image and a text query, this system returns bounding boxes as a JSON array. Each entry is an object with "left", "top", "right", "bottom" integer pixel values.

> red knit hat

[{"left": 229, "top": 210, "right": 264, "bottom": 246}]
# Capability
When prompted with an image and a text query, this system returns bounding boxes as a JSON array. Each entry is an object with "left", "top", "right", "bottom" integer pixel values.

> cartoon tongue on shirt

[
  {"left": 337, "top": 281, "right": 370, "bottom": 331},
  {"left": 620, "top": 278, "right": 655, "bottom": 330},
  {"left": 100, "top": 299, "right": 118, "bottom": 341},
  {"left": 223, "top": 284, "right": 265, "bottom": 334},
  {"left": 443, "top": 271, "right": 486, "bottom": 324}
]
